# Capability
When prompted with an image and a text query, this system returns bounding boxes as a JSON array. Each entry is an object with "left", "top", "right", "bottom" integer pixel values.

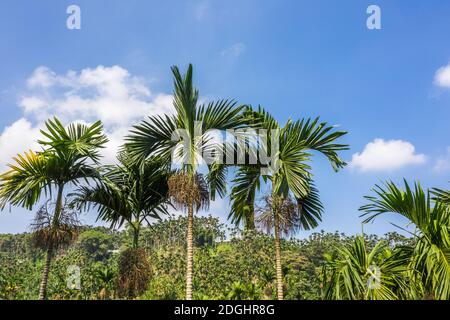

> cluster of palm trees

[{"left": 0, "top": 64, "right": 448, "bottom": 300}]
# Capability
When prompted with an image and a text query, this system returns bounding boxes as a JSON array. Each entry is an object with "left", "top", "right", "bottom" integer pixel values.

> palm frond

[{"left": 0, "top": 151, "right": 51, "bottom": 210}]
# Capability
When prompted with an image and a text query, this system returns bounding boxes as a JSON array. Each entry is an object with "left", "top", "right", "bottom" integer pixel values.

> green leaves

[
  {"left": 39, "top": 117, "right": 108, "bottom": 164},
  {"left": 360, "top": 180, "right": 450, "bottom": 299},
  {"left": 229, "top": 166, "right": 261, "bottom": 227},
  {"left": 229, "top": 106, "right": 348, "bottom": 233},
  {"left": 0, "top": 151, "right": 51, "bottom": 210},
  {"left": 0, "top": 118, "right": 108, "bottom": 211},
  {"left": 72, "top": 155, "right": 171, "bottom": 231},
  {"left": 323, "top": 236, "right": 410, "bottom": 300},
  {"left": 126, "top": 64, "right": 246, "bottom": 197},
  {"left": 125, "top": 114, "right": 178, "bottom": 164}
]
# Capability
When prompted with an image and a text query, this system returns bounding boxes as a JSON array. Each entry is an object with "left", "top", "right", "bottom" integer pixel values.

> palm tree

[
  {"left": 125, "top": 64, "right": 246, "bottom": 300},
  {"left": 323, "top": 236, "right": 412, "bottom": 300},
  {"left": 360, "top": 180, "right": 450, "bottom": 300},
  {"left": 0, "top": 118, "right": 108, "bottom": 300},
  {"left": 230, "top": 107, "right": 348, "bottom": 300},
  {"left": 72, "top": 152, "right": 170, "bottom": 249},
  {"left": 72, "top": 152, "right": 170, "bottom": 298}
]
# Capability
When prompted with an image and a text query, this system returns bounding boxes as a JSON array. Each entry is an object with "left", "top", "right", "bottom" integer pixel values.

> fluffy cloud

[
  {"left": 1, "top": 65, "right": 174, "bottom": 168},
  {"left": 434, "top": 62, "right": 450, "bottom": 89},
  {"left": 434, "top": 147, "right": 450, "bottom": 172},
  {"left": 0, "top": 119, "right": 40, "bottom": 170},
  {"left": 350, "top": 139, "right": 426, "bottom": 172},
  {"left": 19, "top": 65, "right": 173, "bottom": 126}
]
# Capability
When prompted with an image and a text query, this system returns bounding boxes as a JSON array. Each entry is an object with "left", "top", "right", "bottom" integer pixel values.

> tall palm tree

[
  {"left": 125, "top": 64, "right": 246, "bottom": 300},
  {"left": 230, "top": 107, "right": 348, "bottom": 300},
  {"left": 323, "top": 235, "right": 412, "bottom": 300},
  {"left": 0, "top": 118, "right": 108, "bottom": 300},
  {"left": 360, "top": 180, "right": 450, "bottom": 300}
]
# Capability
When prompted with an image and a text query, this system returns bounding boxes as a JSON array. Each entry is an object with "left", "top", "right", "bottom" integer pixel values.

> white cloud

[
  {"left": 434, "top": 62, "right": 450, "bottom": 89},
  {"left": 0, "top": 118, "right": 40, "bottom": 170},
  {"left": 221, "top": 42, "right": 246, "bottom": 59},
  {"left": 350, "top": 139, "right": 426, "bottom": 172},
  {"left": 19, "top": 65, "right": 173, "bottom": 126},
  {"left": 434, "top": 147, "right": 450, "bottom": 172},
  {"left": 27, "top": 66, "right": 57, "bottom": 88},
  {"left": 1, "top": 65, "right": 174, "bottom": 168}
]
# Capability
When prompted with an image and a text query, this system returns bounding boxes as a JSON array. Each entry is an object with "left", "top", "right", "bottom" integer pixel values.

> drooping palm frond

[
  {"left": 295, "top": 180, "right": 324, "bottom": 230},
  {"left": 206, "top": 163, "right": 228, "bottom": 201},
  {"left": 0, "top": 117, "right": 108, "bottom": 300},
  {"left": 229, "top": 166, "right": 261, "bottom": 227},
  {"left": 0, "top": 151, "right": 51, "bottom": 210},
  {"left": 291, "top": 117, "right": 348, "bottom": 171}
]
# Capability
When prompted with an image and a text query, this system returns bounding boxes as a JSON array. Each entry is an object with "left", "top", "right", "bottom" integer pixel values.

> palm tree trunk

[
  {"left": 38, "top": 183, "right": 64, "bottom": 300},
  {"left": 274, "top": 212, "right": 284, "bottom": 300},
  {"left": 245, "top": 209, "right": 255, "bottom": 231},
  {"left": 38, "top": 245, "right": 53, "bottom": 300},
  {"left": 132, "top": 220, "right": 140, "bottom": 249},
  {"left": 133, "top": 228, "right": 140, "bottom": 249},
  {"left": 52, "top": 184, "right": 65, "bottom": 228},
  {"left": 185, "top": 201, "right": 194, "bottom": 300}
]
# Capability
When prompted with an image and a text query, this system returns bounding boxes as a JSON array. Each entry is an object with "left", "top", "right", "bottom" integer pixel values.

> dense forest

[{"left": 0, "top": 215, "right": 415, "bottom": 300}]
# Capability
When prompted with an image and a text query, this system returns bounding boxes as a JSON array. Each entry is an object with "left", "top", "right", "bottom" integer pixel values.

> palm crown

[
  {"left": 230, "top": 106, "right": 348, "bottom": 230},
  {"left": 72, "top": 152, "right": 171, "bottom": 247},
  {"left": 0, "top": 118, "right": 108, "bottom": 210}
]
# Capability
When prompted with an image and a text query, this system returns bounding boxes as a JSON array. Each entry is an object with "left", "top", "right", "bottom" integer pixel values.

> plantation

[{"left": 0, "top": 216, "right": 416, "bottom": 300}]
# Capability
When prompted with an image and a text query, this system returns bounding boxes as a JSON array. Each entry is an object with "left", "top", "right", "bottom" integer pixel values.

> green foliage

[
  {"left": 1, "top": 217, "right": 360, "bottom": 300},
  {"left": 76, "top": 228, "right": 116, "bottom": 262},
  {"left": 360, "top": 180, "right": 450, "bottom": 300},
  {"left": 0, "top": 118, "right": 108, "bottom": 210},
  {"left": 323, "top": 236, "right": 412, "bottom": 300}
]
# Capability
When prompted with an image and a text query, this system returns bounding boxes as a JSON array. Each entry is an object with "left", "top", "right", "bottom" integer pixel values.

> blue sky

[{"left": 0, "top": 0, "right": 449, "bottom": 236}]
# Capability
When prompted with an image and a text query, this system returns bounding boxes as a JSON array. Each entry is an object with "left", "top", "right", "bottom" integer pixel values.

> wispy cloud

[
  {"left": 349, "top": 139, "right": 426, "bottom": 172},
  {"left": 221, "top": 42, "right": 246, "bottom": 59},
  {"left": 434, "top": 147, "right": 450, "bottom": 173},
  {"left": 194, "top": 0, "right": 210, "bottom": 21}
]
